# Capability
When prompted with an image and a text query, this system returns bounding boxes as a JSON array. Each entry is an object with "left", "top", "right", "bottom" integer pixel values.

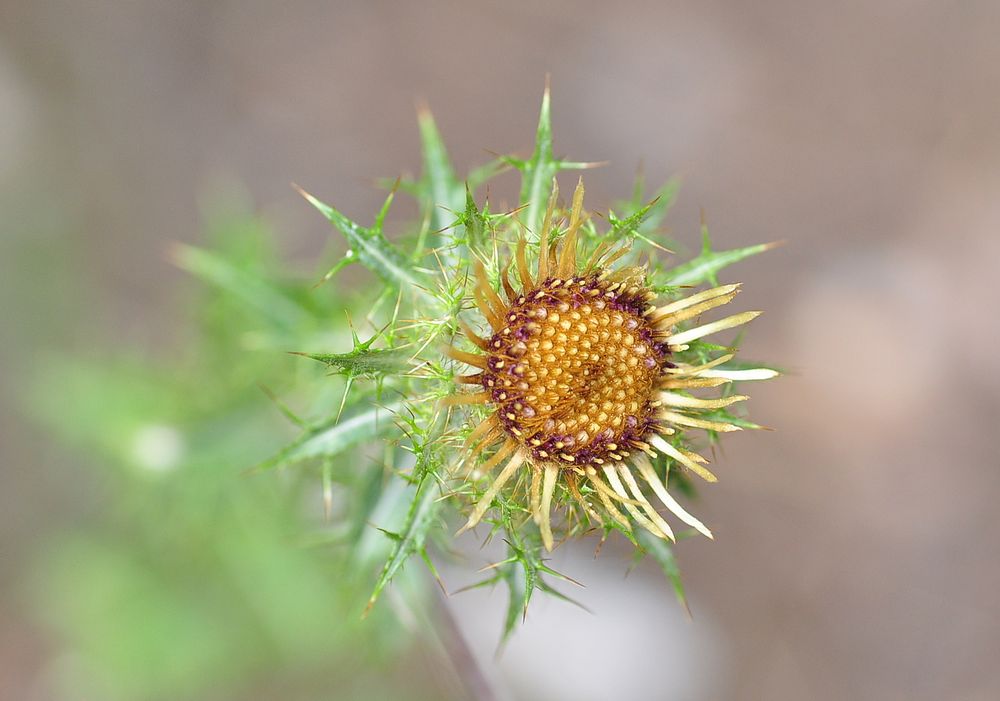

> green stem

[{"left": 432, "top": 584, "right": 498, "bottom": 701}]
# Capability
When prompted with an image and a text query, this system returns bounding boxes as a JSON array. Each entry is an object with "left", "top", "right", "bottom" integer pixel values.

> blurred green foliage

[{"left": 26, "top": 203, "right": 446, "bottom": 701}]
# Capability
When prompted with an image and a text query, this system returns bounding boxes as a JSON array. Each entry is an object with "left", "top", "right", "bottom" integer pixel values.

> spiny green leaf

[
  {"left": 517, "top": 87, "right": 556, "bottom": 237},
  {"left": 605, "top": 187, "right": 678, "bottom": 251},
  {"left": 607, "top": 201, "right": 656, "bottom": 240},
  {"left": 536, "top": 580, "right": 589, "bottom": 613},
  {"left": 491, "top": 526, "right": 566, "bottom": 644},
  {"left": 665, "top": 225, "right": 781, "bottom": 287},
  {"left": 636, "top": 529, "right": 690, "bottom": 615},
  {"left": 348, "top": 457, "right": 390, "bottom": 545},
  {"left": 500, "top": 557, "right": 529, "bottom": 644},
  {"left": 365, "top": 471, "right": 442, "bottom": 615},
  {"left": 172, "top": 244, "right": 312, "bottom": 331},
  {"left": 294, "top": 348, "right": 413, "bottom": 378},
  {"left": 636, "top": 179, "right": 680, "bottom": 240},
  {"left": 418, "top": 547, "right": 445, "bottom": 594},
  {"left": 460, "top": 186, "right": 489, "bottom": 250},
  {"left": 417, "top": 106, "right": 463, "bottom": 232},
  {"left": 664, "top": 464, "right": 697, "bottom": 499},
  {"left": 297, "top": 187, "right": 426, "bottom": 291},
  {"left": 621, "top": 176, "right": 680, "bottom": 232},
  {"left": 467, "top": 159, "right": 508, "bottom": 191},
  {"left": 256, "top": 400, "right": 404, "bottom": 470},
  {"left": 512, "top": 87, "right": 595, "bottom": 238},
  {"left": 700, "top": 409, "right": 770, "bottom": 431},
  {"left": 258, "top": 384, "right": 308, "bottom": 428},
  {"left": 712, "top": 357, "right": 785, "bottom": 374}
]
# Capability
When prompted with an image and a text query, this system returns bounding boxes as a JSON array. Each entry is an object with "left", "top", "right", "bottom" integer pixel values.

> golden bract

[{"left": 445, "top": 180, "right": 769, "bottom": 552}]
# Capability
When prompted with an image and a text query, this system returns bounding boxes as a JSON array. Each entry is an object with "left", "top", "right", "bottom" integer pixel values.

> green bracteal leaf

[
  {"left": 172, "top": 244, "right": 312, "bottom": 331},
  {"left": 298, "top": 187, "right": 426, "bottom": 292},
  {"left": 365, "top": 470, "right": 441, "bottom": 615},
  {"left": 665, "top": 224, "right": 781, "bottom": 287},
  {"left": 636, "top": 529, "right": 689, "bottom": 615},
  {"left": 500, "top": 556, "right": 530, "bottom": 644},
  {"left": 294, "top": 347, "right": 413, "bottom": 378},
  {"left": 256, "top": 400, "right": 403, "bottom": 470},
  {"left": 460, "top": 186, "right": 489, "bottom": 250},
  {"left": 517, "top": 87, "right": 556, "bottom": 237},
  {"left": 417, "top": 106, "right": 463, "bottom": 233}
]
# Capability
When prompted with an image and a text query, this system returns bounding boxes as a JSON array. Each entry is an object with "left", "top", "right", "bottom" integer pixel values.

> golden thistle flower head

[{"left": 446, "top": 180, "right": 775, "bottom": 551}]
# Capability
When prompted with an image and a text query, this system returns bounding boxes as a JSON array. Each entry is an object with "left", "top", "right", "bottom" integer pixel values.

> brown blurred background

[{"left": 2, "top": 1, "right": 999, "bottom": 699}]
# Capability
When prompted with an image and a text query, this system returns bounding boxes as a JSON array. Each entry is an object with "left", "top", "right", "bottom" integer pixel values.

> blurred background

[{"left": 2, "top": 1, "right": 999, "bottom": 699}]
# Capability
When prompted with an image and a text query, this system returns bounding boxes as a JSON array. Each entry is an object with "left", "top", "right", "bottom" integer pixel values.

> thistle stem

[{"left": 432, "top": 584, "right": 498, "bottom": 701}]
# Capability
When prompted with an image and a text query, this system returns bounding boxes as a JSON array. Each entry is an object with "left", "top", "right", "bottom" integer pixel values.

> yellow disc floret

[{"left": 483, "top": 271, "right": 668, "bottom": 467}]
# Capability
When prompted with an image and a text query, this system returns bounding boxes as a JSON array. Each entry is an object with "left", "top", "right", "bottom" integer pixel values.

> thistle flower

[
  {"left": 285, "top": 87, "right": 777, "bottom": 629},
  {"left": 445, "top": 179, "right": 774, "bottom": 552}
]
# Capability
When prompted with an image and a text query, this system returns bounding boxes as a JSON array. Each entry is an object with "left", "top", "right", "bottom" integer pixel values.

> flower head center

[{"left": 482, "top": 273, "right": 669, "bottom": 466}]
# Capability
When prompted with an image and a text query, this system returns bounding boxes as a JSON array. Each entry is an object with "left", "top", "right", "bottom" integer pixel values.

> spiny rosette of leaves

[{"left": 282, "top": 88, "right": 778, "bottom": 636}]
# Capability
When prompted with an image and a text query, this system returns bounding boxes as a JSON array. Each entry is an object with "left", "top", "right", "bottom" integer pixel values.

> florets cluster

[{"left": 483, "top": 271, "right": 669, "bottom": 467}]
